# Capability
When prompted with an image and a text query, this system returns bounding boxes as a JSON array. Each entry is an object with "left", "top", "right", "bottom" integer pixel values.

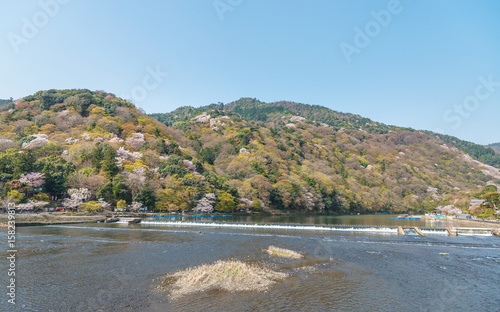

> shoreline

[{"left": 419, "top": 215, "right": 500, "bottom": 228}]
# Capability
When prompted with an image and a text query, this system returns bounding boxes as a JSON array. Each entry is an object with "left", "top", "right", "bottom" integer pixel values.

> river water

[{"left": 1, "top": 215, "right": 499, "bottom": 311}]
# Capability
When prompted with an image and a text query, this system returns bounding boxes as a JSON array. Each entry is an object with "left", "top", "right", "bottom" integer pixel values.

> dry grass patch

[
  {"left": 163, "top": 260, "right": 287, "bottom": 299},
  {"left": 266, "top": 246, "right": 303, "bottom": 259}
]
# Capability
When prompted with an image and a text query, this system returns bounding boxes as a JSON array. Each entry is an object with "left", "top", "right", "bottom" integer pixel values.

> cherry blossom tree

[
  {"left": 438, "top": 205, "right": 462, "bottom": 215},
  {"left": 126, "top": 133, "right": 145, "bottom": 150},
  {"left": 80, "top": 132, "right": 91, "bottom": 141},
  {"left": 194, "top": 193, "right": 216, "bottom": 213},
  {"left": 20, "top": 172, "right": 45, "bottom": 188},
  {"left": 116, "top": 147, "right": 143, "bottom": 168},
  {"left": 65, "top": 137, "right": 79, "bottom": 145},
  {"left": 0, "top": 138, "right": 16, "bottom": 152},
  {"left": 22, "top": 134, "right": 49, "bottom": 149},
  {"left": 129, "top": 201, "right": 142, "bottom": 211},
  {"left": 62, "top": 188, "right": 92, "bottom": 210},
  {"left": 183, "top": 160, "right": 196, "bottom": 172},
  {"left": 96, "top": 198, "right": 111, "bottom": 210},
  {"left": 18, "top": 200, "right": 49, "bottom": 211},
  {"left": 125, "top": 167, "right": 147, "bottom": 199}
]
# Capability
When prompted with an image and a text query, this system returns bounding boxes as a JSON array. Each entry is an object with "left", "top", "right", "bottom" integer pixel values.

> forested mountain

[
  {"left": 1, "top": 90, "right": 499, "bottom": 217},
  {"left": 154, "top": 98, "right": 500, "bottom": 169}
]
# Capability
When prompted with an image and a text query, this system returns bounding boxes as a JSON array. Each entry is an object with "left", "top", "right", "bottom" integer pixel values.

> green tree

[
  {"left": 252, "top": 197, "right": 263, "bottom": 211},
  {"left": 155, "top": 189, "right": 177, "bottom": 211},
  {"left": 482, "top": 185, "right": 498, "bottom": 194},
  {"left": 112, "top": 175, "right": 130, "bottom": 202},
  {"left": 36, "top": 156, "right": 75, "bottom": 195},
  {"left": 483, "top": 192, "right": 500, "bottom": 209},
  {"left": 117, "top": 199, "right": 127, "bottom": 209},
  {"left": 7, "top": 190, "right": 24, "bottom": 203},
  {"left": 38, "top": 91, "right": 56, "bottom": 110},
  {"left": 90, "top": 142, "right": 115, "bottom": 171},
  {"left": 199, "top": 147, "right": 217, "bottom": 165},
  {"left": 96, "top": 182, "right": 114, "bottom": 202},
  {"left": 104, "top": 102, "right": 115, "bottom": 116},
  {"left": 0, "top": 149, "right": 34, "bottom": 178},
  {"left": 214, "top": 190, "right": 236, "bottom": 213},
  {"left": 81, "top": 201, "right": 102, "bottom": 212},
  {"left": 138, "top": 187, "right": 155, "bottom": 210},
  {"left": 102, "top": 148, "right": 119, "bottom": 179}
]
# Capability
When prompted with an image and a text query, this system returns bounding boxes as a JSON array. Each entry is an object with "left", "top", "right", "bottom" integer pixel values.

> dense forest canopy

[{"left": 1, "top": 90, "right": 499, "bottom": 218}]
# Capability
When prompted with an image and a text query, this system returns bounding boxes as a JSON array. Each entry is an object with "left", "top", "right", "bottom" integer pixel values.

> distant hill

[
  {"left": 0, "top": 98, "right": 14, "bottom": 111},
  {"left": 488, "top": 142, "right": 500, "bottom": 153},
  {"left": 423, "top": 133, "right": 500, "bottom": 168},
  {"left": 152, "top": 98, "right": 500, "bottom": 169},
  {"left": 0, "top": 98, "right": 13, "bottom": 105}
]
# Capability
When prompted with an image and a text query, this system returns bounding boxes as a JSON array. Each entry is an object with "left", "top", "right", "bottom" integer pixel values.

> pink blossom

[
  {"left": 129, "top": 201, "right": 142, "bottom": 211},
  {"left": 194, "top": 193, "right": 216, "bottom": 213},
  {"left": 97, "top": 198, "right": 111, "bottom": 210},
  {"left": 20, "top": 172, "right": 45, "bottom": 188},
  {"left": 22, "top": 134, "right": 49, "bottom": 149},
  {"left": 126, "top": 133, "right": 145, "bottom": 150}
]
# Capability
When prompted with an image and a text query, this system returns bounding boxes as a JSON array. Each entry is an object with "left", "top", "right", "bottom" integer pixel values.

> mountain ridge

[{"left": 151, "top": 97, "right": 500, "bottom": 169}]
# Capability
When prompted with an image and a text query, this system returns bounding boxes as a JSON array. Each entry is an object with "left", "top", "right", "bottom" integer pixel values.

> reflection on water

[{"left": 0, "top": 216, "right": 499, "bottom": 312}]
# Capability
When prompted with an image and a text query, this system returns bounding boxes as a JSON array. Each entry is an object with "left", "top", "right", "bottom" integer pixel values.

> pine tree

[{"left": 102, "top": 149, "right": 119, "bottom": 179}]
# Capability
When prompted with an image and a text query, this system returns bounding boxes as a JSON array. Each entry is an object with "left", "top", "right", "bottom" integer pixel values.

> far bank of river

[{"left": 0, "top": 213, "right": 105, "bottom": 227}]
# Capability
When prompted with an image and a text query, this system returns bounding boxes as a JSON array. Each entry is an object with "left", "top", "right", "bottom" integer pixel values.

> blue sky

[{"left": 1, "top": 0, "right": 499, "bottom": 144}]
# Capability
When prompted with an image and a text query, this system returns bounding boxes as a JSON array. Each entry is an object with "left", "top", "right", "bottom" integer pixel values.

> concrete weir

[
  {"left": 413, "top": 227, "right": 426, "bottom": 236},
  {"left": 398, "top": 226, "right": 405, "bottom": 235},
  {"left": 398, "top": 226, "right": 426, "bottom": 236},
  {"left": 493, "top": 228, "right": 500, "bottom": 237}
]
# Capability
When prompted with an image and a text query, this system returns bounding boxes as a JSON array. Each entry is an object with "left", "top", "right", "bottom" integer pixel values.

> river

[{"left": 1, "top": 215, "right": 499, "bottom": 311}]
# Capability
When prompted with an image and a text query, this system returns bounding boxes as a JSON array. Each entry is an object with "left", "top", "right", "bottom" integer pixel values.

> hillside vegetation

[
  {"left": 0, "top": 98, "right": 14, "bottom": 110},
  {"left": 1, "top": 90, "right": 499, "bottom": 216},
  {"left": 487, "top": 142, "right": 500, "bottom": 153}
]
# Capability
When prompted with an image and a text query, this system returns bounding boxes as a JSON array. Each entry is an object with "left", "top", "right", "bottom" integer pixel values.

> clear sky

[{"left": 1, "top": 0, "right": 499, "bottom": 144}]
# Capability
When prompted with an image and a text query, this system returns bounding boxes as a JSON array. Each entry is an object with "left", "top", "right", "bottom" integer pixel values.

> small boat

[{"left": 105, "top": 218, "right": 119, "bottom": 223}]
